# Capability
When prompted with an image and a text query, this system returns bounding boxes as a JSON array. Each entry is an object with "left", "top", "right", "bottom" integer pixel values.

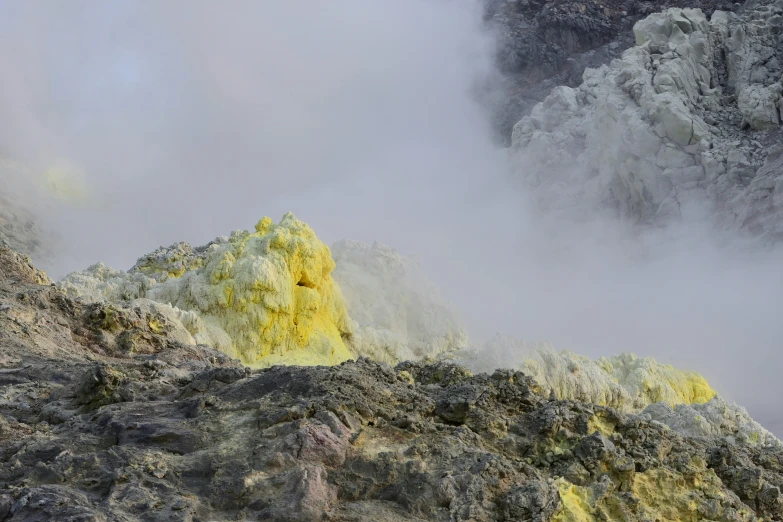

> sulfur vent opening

[{"left": 296, "top": 278, "right": 316, "bottom": 289}]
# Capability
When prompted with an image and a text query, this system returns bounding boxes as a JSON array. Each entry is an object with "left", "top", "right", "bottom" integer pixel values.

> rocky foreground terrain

[{"left": 1, "top": 228, "right": 783, "bottom": 522}]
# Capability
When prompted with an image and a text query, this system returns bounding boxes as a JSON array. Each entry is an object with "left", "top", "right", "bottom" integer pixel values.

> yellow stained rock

[
  {"left": 523, "top": 349, "right": 716, "bottom": 413},
  {"left": 553, "top": 480, "right": 596, "bottom": 522},
  {"left": 147, "top": 213, "right": 353, "bottom": 367},
  {"left": 553, "top": 461, "right": 755, "bottom": 522},
  {"left": 587, "top": 413, "right": 616, "bottom": 437}
]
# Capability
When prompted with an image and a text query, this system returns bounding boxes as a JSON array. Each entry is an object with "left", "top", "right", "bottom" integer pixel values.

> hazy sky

[{"left": 2, "top": 1, "right": 782, "bottom": 433}]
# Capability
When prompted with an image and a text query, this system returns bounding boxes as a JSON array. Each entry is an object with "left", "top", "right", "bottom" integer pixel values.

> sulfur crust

[
  {"left": 554, "top": 481, "right": 595, "bottom": 522},
  {"left": 521, "top": 349, "right": 716, "bottom": 412},
  {"left": 598, "top": 352, "right": 716, "bottom": 407},
  {"left": 587, "top": 413, "right": 616, "bottom": 438},
  {"left": 146, "top": 214, "right": 353, "bottom": 367},
  {"left": 553, "top": 461, "right": 755, "bottom": 522}
]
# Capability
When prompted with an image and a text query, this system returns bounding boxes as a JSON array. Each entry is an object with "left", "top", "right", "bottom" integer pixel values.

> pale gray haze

[{"left": 1, "top": 1, "right": 782, "bottom": 432}]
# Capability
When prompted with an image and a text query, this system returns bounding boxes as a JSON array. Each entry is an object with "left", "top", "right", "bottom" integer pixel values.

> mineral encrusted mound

[
  {"left": 59, "top": 216, "right": 471, "bottom": 369},
  {"left": 331, "top": 239, "right": 468, "bottom": 364},
  {"left": 2, "top": 249, "right": 783, "bottom": 521},
  {"left": 511, "top": 1, "right": 783, "bottom": 239},
  {"left": 58, "top": 219, "right": 777, "bottom": 449},
  {"left": 60, "top": 213, "right": 354, "bottom": 367}
]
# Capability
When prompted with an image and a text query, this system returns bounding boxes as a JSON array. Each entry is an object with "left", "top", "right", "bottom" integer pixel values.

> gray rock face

[
  {"left": 482, "top": 0, "right": 739, "bottom": 142},
  {"left": 510, "top": 1, "right": 783, "bottom": 240},
  {"left": 2, "top": 246, "right": 783, "bottom": 521}
]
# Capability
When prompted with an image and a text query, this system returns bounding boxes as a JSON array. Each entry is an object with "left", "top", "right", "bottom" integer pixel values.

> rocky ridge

[
  {"left": 472, "top": 336, "right": 780, "bottom": 448},
  {"left": 2, "top": 245, "right": 783, "bottom": 521}
]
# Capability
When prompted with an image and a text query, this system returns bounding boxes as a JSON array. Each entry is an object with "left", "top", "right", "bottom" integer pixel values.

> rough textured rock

[
  {"left": 510, "top": 1, "right": 783, "bottom": 240},
  {"left": 482, "top": 0, "right": 740, "bottom": 142},
  {"left": 331, "top": 240, "right": 468, "bottom": 365},
  {"left": 58, "top": 222, "right": 773, "bottom": 452},
  {"left": 639, "top": 397, "right": 781, "bottom": 446},
  {"left": 1, "top": 246, "right": 782, "bottom": 521},
  {"left": 60, "top": 218, "right": 470, "bottom": 370}
]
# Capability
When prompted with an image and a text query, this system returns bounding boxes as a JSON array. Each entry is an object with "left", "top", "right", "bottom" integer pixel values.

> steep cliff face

[
  {"left": 1, "top": 248, "right": 783, "bottom": 521},
  {"left": 511, "top": 1, "right": 783, "bottom": 239}
]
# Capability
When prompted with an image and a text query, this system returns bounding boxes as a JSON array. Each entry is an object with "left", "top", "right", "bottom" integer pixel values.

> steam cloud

[{"left": 1, "top": 1, "right": 782, "bottom": 433}]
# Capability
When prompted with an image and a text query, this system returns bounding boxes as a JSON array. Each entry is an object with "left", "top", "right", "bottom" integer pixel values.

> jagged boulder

[{"left": 483, "top": 0, "right": 739, "bottom": 142}]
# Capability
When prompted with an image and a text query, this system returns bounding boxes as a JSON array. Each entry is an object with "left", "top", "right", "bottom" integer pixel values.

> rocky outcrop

[
  {"left": 0, "top": 160, "right": 49, "bottom": 265},
  {"left": 1, "top": 247, "right": 783, "bottom": 521},
  {"left": 482, "top": 0, "right": 739, "bottom": 142},
  {"left": 57, "top": 219, "right": 776, "bottom": 450},
  {"left": 511, "top": 2, "right": 783, "bottom": 239},
  {"left": 467, "top": 337, "right": 779, "bottom": 447}
]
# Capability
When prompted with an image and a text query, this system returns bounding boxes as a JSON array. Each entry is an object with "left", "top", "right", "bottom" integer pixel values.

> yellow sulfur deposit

[
  {"left": 147, "top": 213, "right": 354, "bottom": 367},
  {"left": 521, "top": 349, "right": 716, "bottom": 413},
  {"left": 587, "top": 413, "right": 616, "bottom": 438},
  {"left": 554, "top": 480, "right": 595, "bottom": 522},
  {"left": 552, "top": 458, "right": 756, "bottom": 522},
  {"left": 598, "top": 353, "right": 716, "bottom": 407}
]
